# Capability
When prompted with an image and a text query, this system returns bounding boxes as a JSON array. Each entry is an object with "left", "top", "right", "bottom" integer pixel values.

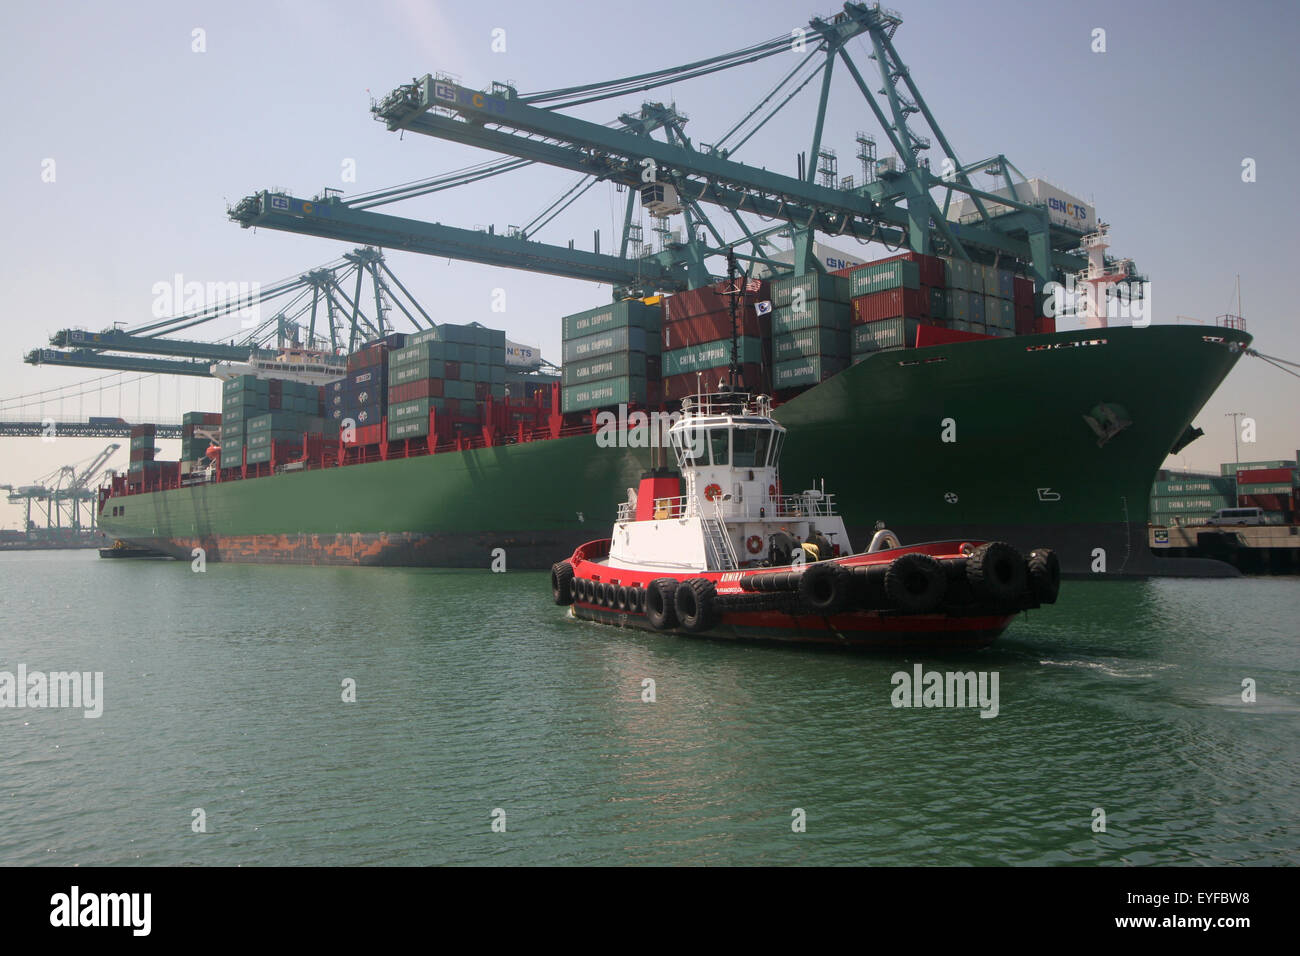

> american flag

[{"left": 716, "top": 277, "right": 763, "bottom": 295}]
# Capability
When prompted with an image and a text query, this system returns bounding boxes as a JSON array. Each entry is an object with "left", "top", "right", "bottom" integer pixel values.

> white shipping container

[{"left": 945, "top": 178, "right": 1094, "bottom": 233}]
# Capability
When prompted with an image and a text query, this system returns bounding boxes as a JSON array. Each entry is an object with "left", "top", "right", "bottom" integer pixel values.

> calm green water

[{"left": 0, "top": 550, "right": 1296, "bottom": 866}]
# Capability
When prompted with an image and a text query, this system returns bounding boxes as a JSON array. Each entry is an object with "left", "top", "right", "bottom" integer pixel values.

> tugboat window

[
  {"left": 709, "top": 428, "right": 730, "bottom": 466},
  {"left": 733, "top": 428, "right": 766, "bottom": 467},
  {"left": 764, "top": 429, "right": 785, "bottom": 468},
  {"left": 676, "top": 427, "right": 702, "bottom": 463}
]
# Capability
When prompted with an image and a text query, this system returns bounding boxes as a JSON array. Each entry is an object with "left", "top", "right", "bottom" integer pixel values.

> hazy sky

[{"left": 1, "top": 0, "right": 1297, "bottom": 528}]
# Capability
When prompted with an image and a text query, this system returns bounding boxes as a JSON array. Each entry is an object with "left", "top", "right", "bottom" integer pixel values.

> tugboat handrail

[
  {"left": 679, "top": 392, "right": 772, "bottom": 419},
  {"left": 615, "top": 491, "right": 838, "bottom": 522}
]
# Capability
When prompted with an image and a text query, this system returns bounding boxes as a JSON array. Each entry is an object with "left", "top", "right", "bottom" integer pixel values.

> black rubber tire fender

[
  {"left": 616, "top": 586, "right": 630, "bottom": 611},
  {"left": 646, "top": 578, "right": 679, "bottom": 630},
  {"left": 551, "top": 561, "right": 575, "bottom": 605},
  {"left": 675, "top": 577, "right": 719, "bottom": 633},
  {"left": 798, "top": 562, "right": 853, "bottom": 615},
  {"left": 1027, "top": 548, "right": 1061, "bottom": 604},
  {"left": 966, "top": 541, "right": 1028, "bottom": 604},
  {"left": 885, "top": 552, "right": 948, "bottom": 614}
]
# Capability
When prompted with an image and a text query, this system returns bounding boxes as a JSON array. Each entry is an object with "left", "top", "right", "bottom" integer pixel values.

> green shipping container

[
  {"left": 772, "top": 300, "right": 852, "bottom": 334},
  {"left": 849, "top": 260, "right": 920, "bottom": 298},
  {"left": 773, "top": 355, "right": 849, "bottom": 389},
  {"left": 771, "top": 272, "right": 850, "bottom": 307},
  {"left": 981, "top": 264, "right": 1000, "bottom": 297},
  {"left": 561, "top": 299, "right": 661, "bottom": 340},
  {"left": 389, "top": 398, "right": 444, "bottom": 422},
  {"left": 1149, "top": 496, "right": 1233, "bottom": 514},
  {"left": 444, "top": 380, "right": 476, "bottom": 401},
  {"left": 561, "top": 325, "right": 658, "bottom": 364},
  {"left": 852, "top": 317, "right": 922, "bottom": 354},
  {"left": 560, "top": 377, "right": 648, "bottom": 413},
  {"left": 928, "top": 286, "right": 946, "bottom": 319},
  {"left": 389, "top": 358, "right": 445, "bottom": 386},
  {"left": 1153, "top": 479, "right": 1234, "bottom": 496},
  {"left": 389, "top": 417, "right": 431, "bottom": 440},
  {"left": 946, "top": 289, "right": 972, "bottom": 322},
  {"left": 562, "top": 351, "right": 648, "bottom": 387},
  {"left": 941, "top": 256, "right": 973, "bottom": 291},
  {"left": 392, "top": 341, "right": 446, "bottom": 365},
  {"left": 773, "top": 328, "right": 850, "bottom": 362},
  {"left": 663, "top": 337, "right": 763, "bottom": 376},
  {"left": 406, "top": 327, "right": 442, "bottom": 347}
]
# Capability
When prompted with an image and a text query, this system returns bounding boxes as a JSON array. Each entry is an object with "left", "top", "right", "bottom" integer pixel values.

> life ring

[
  {"left": 746, "top": 535, "right": 764, "bottom": 554},
  {"left": 704, "top": 483, "right": 723, "bottom": 501}
]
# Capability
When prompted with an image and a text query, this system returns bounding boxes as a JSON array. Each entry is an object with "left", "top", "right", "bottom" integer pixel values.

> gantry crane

[
  {"left": 228, "top": 2, "right": 1129, "bottom": 301},
  {"left": 27, "top": 247, "right": 434, "bottom": 375},
  {"left": 2, "top": 444, "right": 119, "bottom": 534}
]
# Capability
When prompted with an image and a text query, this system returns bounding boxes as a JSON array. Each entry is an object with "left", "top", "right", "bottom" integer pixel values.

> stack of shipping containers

[
  {"left": 1148, "top": 471, "right": 1236, "bottom": 525},
  {"left": 770, "top": 272, "right": 852, "bottom": 390},
  {"left": 386, "top": 323, "right": 508, "bottom": 440},
  {"left": 661, "top": 284, "right": 769, "bottom": 400},
  {"left": 560, "top": 301, "right": 662, "bottom": 413},
  {"left": 221, "top": 375, "right": 267, "bottom": 468},
  {"left": 1229, "top": 458, "right": 1299, "bottom": 523},
  {"left": 128, "top": 424, "right": 156, "bottom": 476},
  {"left": 333, "top": 335, "right": 403, "bottom": 444},
  {"left": 848, "top": 252, "right": 944, "bottom": 359}
]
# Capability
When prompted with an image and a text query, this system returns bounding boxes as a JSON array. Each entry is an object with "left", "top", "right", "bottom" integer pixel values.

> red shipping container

[
  {"left": 852, "top": 288, "right": 929, "bottom": 324},
  {"left": 390, "top": 379, "right": 444, "bottom": 403},
  {"left": 1239, "top": 493, "right": 1289, "bottom": 512},
  {"left": 665, "top": 282, "right": 771, "bottom": 322},
  {"left": 873, "top": 251, "right": 945, "bottom": 287},
  {"left": 1032, "top": 315, "right": 1056, "bottom": 335},
  {"left": 1237, "top": 467, "right": 1295, "bottom": 484},
  {"left": 663, "top": 363, "right": 765, "bottom": 400},
  {"left": 1013, "top": 275, "right": 1035, "bottom": 307},
  {"left": 663, "top": 311, "right": 768, "bottom": 349},
  {"left": 444, "top": 360, "right": 460, "bottom": 381}
]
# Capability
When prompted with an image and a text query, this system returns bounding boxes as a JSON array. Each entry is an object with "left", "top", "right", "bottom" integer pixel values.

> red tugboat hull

[{"left": 556, "top": 537, "right": 1054, "bottom": 651}]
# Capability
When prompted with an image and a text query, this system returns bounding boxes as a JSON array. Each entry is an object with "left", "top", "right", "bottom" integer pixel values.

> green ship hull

[{"left": 100, "top": 325, "right": 1250, "bottom": 576}]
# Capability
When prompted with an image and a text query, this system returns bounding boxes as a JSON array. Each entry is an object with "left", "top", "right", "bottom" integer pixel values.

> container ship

[{"left": 96, "top": 246, "right": 1250, "bottom": 578}]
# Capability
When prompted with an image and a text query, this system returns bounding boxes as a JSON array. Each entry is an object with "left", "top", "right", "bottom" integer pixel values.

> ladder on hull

[{"left": 702, "top": 516, "right": 738, "bottom": 570}]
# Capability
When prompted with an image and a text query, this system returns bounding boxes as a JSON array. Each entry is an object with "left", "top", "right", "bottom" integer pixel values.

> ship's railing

[
  {"left": 770, "top": 492, "right": 837, "bottom": 518},
  {"left": 615, "top": 491, "right": 836, "bottom": 522},
  {"left": 616, "top": 495, "right": 690, "bottom": 521},
  {"left": 680, "top": 392, "right": 771, "bottom": 420}
]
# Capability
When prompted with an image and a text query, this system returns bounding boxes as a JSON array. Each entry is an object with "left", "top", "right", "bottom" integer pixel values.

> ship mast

[{"left": 727, "top": 247, "right": 740, "bottom": 392}]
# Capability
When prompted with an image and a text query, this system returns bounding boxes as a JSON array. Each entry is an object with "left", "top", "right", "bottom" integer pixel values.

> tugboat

[{"left": 551, "top": 390, "right": 1060, "bottom": 649}]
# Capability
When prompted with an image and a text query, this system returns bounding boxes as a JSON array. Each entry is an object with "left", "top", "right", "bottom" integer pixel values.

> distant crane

[{"left": 2, "top": 443, "right": 120, "bottom": 535}]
